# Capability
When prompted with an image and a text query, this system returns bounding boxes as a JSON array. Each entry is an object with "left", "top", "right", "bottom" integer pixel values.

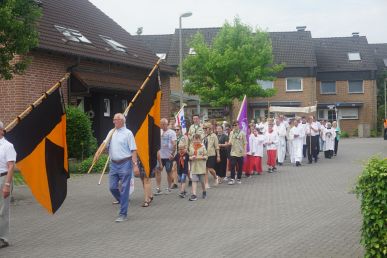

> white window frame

[
  {"left": 100, "top": 35, "right": 127, "bottom": 52},
  {"left": 339, "top": 108, "right": 359, "bottom": 120},
  {"left": 348, "top": 80, "right": 364, "bottom": 94},
  {"left": 286, "top": 78, "right": 303, "bottom": 92},
  {"left": 257, "top": 80, "right": 274, "bottom": 90},
  {"left": 103, "top": 99, "right": 111, "bottom": 117},
  {"left": 55, "top": 25, "right": 92, "bottom": 44},
  {"left": 348, "top": 52, "right": 361, "bottom": 61},
  {"left": 320, "top": 81, "right": 336, "bottom": 94}
]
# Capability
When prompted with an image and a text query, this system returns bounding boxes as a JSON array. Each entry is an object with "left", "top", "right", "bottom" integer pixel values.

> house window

[
  {"left": 188, "top": 48, "right": 196, "bottom": 55},
  {"left": 318, "top": 109, "right": 326, "bottom": 120},
  {"left": 348, "top": 80, "right": 364, "bottom": 93},
  {"left": 100, "top": 35, "right": 127, "bottom": 52},
  {"left": 156, "top": 53, "right": 166, "bottom": 60},
  {"left": 55, "top": 25, "right": 92, "bottom": 44},
  {"left": 383, "top": 58, "right": 387, "bottom": 67},
  {"left": 318, "top": 109, "right": 338, "bottom": 121},
  {"left": 103, "top": 99, "right": 111, "bottom": 117},
  {"left": 253, "top": 109, "right": 265, "bottom": 119},
  {"left": 339, "top": 108, "right": 358, "bottom": 119},
  {"left": 320, "top": 81, "right": 336, "bottom": 94},
  {"left": 207, "top": 108, "right": 223, "bottom": 118},
  {"left": 348, "top": 52, "right": 361, "bottom": 61},
  {"left": 257, "top": 80, "right": 274, "bottom": 90},
  {"left": 286, "top": 78, "right": 303, "bottom": 91}
]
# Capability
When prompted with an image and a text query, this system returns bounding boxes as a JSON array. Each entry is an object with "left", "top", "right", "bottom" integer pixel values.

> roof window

[
  {"left": 156, "top": 53, "right": 167, "bottom": 60},
  {"left": 100, "top": 35, "right": 127, "bottom": 52},
  {"left": 348, "top": 52, "right": 361, "bottom": 61},
  {"left": 55, "top": 25, "right": 91, "bottom": 44}
]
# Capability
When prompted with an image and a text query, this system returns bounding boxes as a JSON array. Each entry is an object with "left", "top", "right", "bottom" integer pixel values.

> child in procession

[
  {"left": 174, "top": 145, "right": 190, "bottom": 198},
  {"left": 188, "top": 134, "right": 208, "bottom": 201}
]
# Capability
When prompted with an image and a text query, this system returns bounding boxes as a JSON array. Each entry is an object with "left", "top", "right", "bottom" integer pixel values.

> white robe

[
  {"left": 290, "top": 125, "right": 304, "bottom": 162},
  {"left": 287, "top": 127, "right": 295, "bottom": 163},
  {"left": 249, "top": 134, "right": 265, "bottom": 157},
  {"left": 276, "top": 123, "right": 287, "bottom": 163},
  {"left": 322, "top": 127, "right": 336, "bottom": 151}
]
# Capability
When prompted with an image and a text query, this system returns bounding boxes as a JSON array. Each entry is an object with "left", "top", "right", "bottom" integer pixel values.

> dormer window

[
  {"left": 156, "top": 53, "right": 166, "bottom": 60},
  {"left": 100, "top": 35, "right": 127, "bottom": 52},
  {"left": 189, "top": 48, "right": 196, "bottom": 55},
  {"left": 55, "top": 25, "right": 91, "bottom": 44},
  {"left": 348, "top": 52, "right": 361, "bottom": 61}
]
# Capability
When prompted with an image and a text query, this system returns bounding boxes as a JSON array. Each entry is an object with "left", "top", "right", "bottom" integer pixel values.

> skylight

[
  {"left": 156, "top": 53, "right": 166, "bottom": 60},
  {"left": 348, "top": 52, "right": 361, "bottom": 61},
  {"left": 55, "top": 25, "right": 91, "bottom": 44},
  {"left": 100, "top": 35, "right": 127, "bottom": 52}
]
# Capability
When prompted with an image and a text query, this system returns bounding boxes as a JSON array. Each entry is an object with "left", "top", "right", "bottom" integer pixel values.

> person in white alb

[
  {"left": 248, "top": 128, "right": 265, "bottom": 175},
  {"left": 275, "top": 118, "right": 287, "bottom": 166},
  {"left": 322, "top": 122, "right": 336, "bottom": 159},
  {"left": 0, "top": 120, "right": 17, "bottom": 247},
  {"left": 265, "top": 122, "right": 279, "bottom": 173},
  {"left": 290, "top": 118, "right": 305, "bottom": 166}
]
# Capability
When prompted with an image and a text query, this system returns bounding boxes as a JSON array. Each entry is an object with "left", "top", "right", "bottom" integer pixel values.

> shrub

[
  {"left": 353, "top": 128, "right": 359, "bottom": 137},
  {"left": 355, "top": 156, "right": 387, "bottom": 258},
  {"left": 78, "top": 154, "right": 109, "bottom": 174},
  {"left": 66, "top": 106, "right": 97, "bottom": 160},
  {"left": 340, "top": 131, "right": 349, "bottom": 138},
  {"left": 370, "top": 129, "right": 378, "bottom": 138}
]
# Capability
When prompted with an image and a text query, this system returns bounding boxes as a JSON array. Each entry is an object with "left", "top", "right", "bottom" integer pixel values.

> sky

[{"left": 89, "top": 0, "right": 387, "bottom": 43}]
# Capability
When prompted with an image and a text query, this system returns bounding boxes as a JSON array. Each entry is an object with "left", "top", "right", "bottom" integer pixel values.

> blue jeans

[{"left": 109, "top": 160, "right": 132, "bottom": 217}]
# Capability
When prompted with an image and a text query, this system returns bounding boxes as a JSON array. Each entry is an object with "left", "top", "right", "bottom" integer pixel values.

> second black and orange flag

[{"left": 126, "top": 69, "right": 161, "bottom": 177}]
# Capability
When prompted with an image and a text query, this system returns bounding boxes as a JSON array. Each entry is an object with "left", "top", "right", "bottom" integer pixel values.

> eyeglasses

[{"left": 175, "top": 129, "right": 180, "bottom": 131}]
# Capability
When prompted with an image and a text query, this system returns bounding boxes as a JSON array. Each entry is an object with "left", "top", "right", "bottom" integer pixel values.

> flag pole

[
  {"left": 5, "top": 73, "right": 70, "bottom": 132},
  {"left": 88, "top": 59, "right": 162, "bottom": 174},
  {"left": 98, "top": 157, "right": 110, "bottom": 185}
]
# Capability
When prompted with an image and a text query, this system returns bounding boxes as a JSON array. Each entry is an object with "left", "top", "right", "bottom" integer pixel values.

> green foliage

[
  {"left": 377, "top": 104, "right": 385, "bottom": 134},
  {"left": 182, "top": 17, "right": 283, "bottom": 106},
  {"left": 355, "top": 156, "right": 387, "bottom": 258},
  {"left": 370, "top": 129, "right": 378, "bottom": 138},
  {"left": 0, "top": 0, "right": 42, "bottom": 80},
  {"left": 353, "top": 128, "right": 359, "bottom": 137},
  {"left": 340, "top": 131, "right": 349, "bottom": 138},
  {"left": 78, "top": 154, "right": 109, "bottom": 174},
  {"left": 66, "top": 106, "right": 97, "bottom": 160}
]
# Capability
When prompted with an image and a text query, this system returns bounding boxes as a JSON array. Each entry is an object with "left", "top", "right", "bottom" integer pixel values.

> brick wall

[
  {"left": 250, "top": 77, "right": 317, "bottom": 106},
  {"left": 316, "top": 80, "right": 377, "bottom": 134}
]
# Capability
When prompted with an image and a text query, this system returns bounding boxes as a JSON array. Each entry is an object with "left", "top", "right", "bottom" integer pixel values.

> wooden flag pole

[
  {"left": 98, "top": 157, "right": 110, "bottom": 185},
  {"left": 88, "top": 59, "right": 162, "bottom": 175},
  {"left": 5, "top": 73, "right": 70, "bottom": 132}
]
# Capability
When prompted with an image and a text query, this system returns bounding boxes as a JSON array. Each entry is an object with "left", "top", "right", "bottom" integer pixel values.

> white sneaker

[
  {"left": 228, "top": 179, "right": 235, "bottom": 185},
  {"left": 115, "top": 215, "right": 128, "bottom": 222},
  {"left": 223, "top": 177, "right": 229, "bottom": 182},
  {"left": 236, "top": 179, "right": 242, "bottom": 184}
]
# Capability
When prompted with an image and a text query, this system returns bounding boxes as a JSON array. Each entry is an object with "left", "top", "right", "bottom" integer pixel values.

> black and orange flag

[
  {"left": 6, "top": 88, "right": 68, "bottom": 214},
  {"left": 126, "top": 69, "right": 161, "bottom": 177}
]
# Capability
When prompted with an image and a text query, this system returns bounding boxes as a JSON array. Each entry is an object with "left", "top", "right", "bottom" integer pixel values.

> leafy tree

[
  {"left": 182, "top": 18, "right": 283, "bottom": 107},
  {"left": 0, "top": 0, "right": 41, "bottom": 80}
]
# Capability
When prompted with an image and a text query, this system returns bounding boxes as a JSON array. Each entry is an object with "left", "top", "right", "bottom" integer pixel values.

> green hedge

[
  {"left": 66, "top": 106, "right": 97, "bottom": 160},
  {"left": 341, "top": 131, "right": 349, "bottom": 138},
  {"left": 78, "top": 154, "right": 109, "bottom": 174},
  {"left": 355, "top": 156, "right": 387, "bottom": 257}
]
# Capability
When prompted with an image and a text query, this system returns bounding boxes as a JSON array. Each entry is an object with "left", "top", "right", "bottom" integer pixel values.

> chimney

[
  {"left": 296, "top": 26, "right": 306, "bottom": 32},
  {"left": 352, "top": 32, "right": 360, "bottom": 37}
]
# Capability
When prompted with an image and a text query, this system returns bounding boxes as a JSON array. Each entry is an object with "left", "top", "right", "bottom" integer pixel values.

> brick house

[
  {"left": 313, "top": 34, "right": 378, "bottom": 136},
  {"left": 0, "top": 0, "right": 175, "bottom": 143}
]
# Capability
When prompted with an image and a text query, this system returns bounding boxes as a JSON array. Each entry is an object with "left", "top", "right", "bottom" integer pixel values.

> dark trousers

[
  {"left": 307, "top": 136, "right": 318, "bottom": 162},
  {"left": 384, "top": 128, "right": 387, "bottom": 140},
  {"left": 334, "top": 137, "right": 339, "bottom": 155},
  {"left": 325, "top": 150, "right": 333, "bottom": 159},
  {"left": 215, "top": 153, "right": 228, "bottom": 178},
  {"left": 230, "top": 156, "right": 243, "bottom": 180},
  {"left": 313, "top": 135, "right": 320, "bottom": 158},
  {"left": 303, "top": 144, "right": 307, "bottom": 158}
]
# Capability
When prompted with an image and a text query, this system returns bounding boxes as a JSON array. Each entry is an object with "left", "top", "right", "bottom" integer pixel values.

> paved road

[{"left": 2, "top": 138, "right": 386, "bottom": 258}]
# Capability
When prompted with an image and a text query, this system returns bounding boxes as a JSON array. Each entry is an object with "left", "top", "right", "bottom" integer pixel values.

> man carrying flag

[{"left": 0, "top": 120, "right": 16, "bottom": 248}]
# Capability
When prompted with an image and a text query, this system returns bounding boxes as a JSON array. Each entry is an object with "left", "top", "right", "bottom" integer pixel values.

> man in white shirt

[
  {"left": 290, "top": 118, "right": 305, "bottom": 166},
  {"left": 0, "top": 120, "right": 17, "bottom": 247}
]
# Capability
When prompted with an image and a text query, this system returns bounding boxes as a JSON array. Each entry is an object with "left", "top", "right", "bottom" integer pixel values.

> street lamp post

[{"left": 179, "top": 12, "right": 192, "bottom": 109}]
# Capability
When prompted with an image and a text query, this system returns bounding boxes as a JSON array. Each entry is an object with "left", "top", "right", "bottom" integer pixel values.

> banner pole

[
  {"left": 88, "top": 59, "right": 162, "bottom": 174},
  {"left": 5, "top": 73, "right": 70, "bottom": 132}
]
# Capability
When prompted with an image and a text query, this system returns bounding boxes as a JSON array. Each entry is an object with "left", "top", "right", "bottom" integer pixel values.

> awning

[
  {"left": 249, "top": 101, "right": 302, "bottom": 108},
  {"left": 269, "top": 105, "right": 316, "bottom": 114}
]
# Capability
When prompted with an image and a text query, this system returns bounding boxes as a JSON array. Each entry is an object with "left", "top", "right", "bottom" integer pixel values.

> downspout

[{"left": 66, "top": 56, "right": 81, "bottom": 105}]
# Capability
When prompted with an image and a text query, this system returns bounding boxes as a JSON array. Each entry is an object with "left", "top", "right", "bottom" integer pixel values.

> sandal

[
  {"left": 141, "top": 201, "right": 150, "bottom": 207},
  {"left": 149, "top": 196, "right": 154, "bottom": 203}
]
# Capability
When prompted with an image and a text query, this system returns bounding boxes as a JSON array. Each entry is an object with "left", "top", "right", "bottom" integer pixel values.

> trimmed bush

[
  {"left": 341, "top": 131, "right": 349, "bottom": 138},
  {"left": 66, "top": 106, "right": 97, "bottom": 160},
  {"left": 355, "top": 156, "right": 387, "bottom": 258},
  {"left": 78, "top": 154, "right": 109, "bottom": 173}
]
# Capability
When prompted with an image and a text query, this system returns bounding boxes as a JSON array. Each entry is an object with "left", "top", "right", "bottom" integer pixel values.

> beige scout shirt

[
  {"left": 189, "top": 144, "right": 207, "bottom": 174},
  {"left": 188, "top": 124, "right": 205, "bottom": 141},
  {"left": 229, "top": 130, "right": 247, "bottom": 157},
  {"left": 204, "top": 133, "right": 219, "bottom": 157}
]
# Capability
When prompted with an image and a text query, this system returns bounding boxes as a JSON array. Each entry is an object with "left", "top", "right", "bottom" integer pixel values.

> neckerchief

[{"left": 179, "top": 153, "right": 185, "bottom": 168}]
